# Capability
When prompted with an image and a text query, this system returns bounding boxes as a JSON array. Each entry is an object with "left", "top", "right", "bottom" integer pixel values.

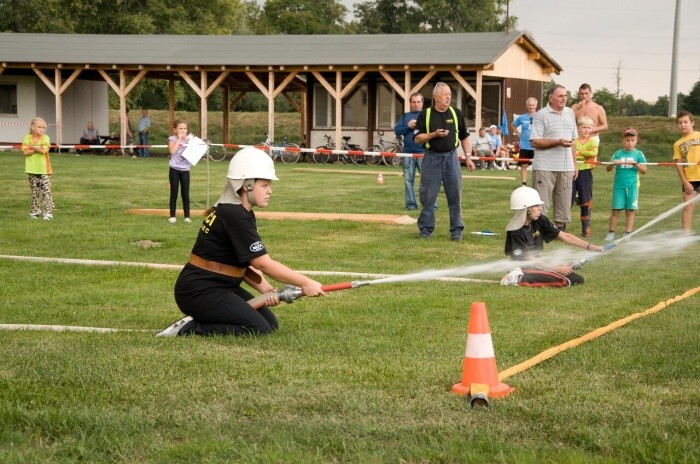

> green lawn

[{"left": 0, "top": 150, "right": 698, "bottom": 463}]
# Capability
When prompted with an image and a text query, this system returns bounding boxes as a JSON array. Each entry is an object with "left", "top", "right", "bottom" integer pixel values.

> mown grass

[{"left": 0, "top": 135, "right": 698, "bottom": 463}]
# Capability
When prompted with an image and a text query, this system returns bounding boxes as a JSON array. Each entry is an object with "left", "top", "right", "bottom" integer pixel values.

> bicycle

[
  {"left": 313, "top": 134, "right": 364, "bottom": 164},
  {"left": 259, "top": 133, "right": 301, "bottom": 164},
  {"left": 366, "top": 131, "right": 402, "bottom": 167},
  {"left": 205, "top": 140, "right": 228, "bottom": 162}
]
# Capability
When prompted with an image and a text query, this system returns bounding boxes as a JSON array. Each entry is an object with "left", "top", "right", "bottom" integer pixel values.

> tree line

[{"left": 2, "top": 0, "right": 698, "bottom": 115}]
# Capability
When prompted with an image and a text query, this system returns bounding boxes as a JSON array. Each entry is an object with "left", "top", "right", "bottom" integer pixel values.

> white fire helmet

[
  {"left": 226, "top": 147, "right": 279, "bottom": 181},
  {"left": 506, "top": 186, "right": 544, "bottom": 231},
  {"left": 216, "top": 147, "right": 278, "bottom": 206}
]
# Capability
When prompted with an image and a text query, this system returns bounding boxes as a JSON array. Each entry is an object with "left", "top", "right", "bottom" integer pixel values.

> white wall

[
  {"left": 0, "top": 76, "right": 108, "bottom": 146},
  {"left": 0, "top": 76, "right": 37, "bottom": 144}
]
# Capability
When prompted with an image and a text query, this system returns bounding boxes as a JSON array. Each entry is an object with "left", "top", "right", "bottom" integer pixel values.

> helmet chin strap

[{"left": 243, "top": 179, "right": 257, "bottom": 206}]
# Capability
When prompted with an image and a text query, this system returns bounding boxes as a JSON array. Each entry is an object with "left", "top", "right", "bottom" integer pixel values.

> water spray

[{"left": 603, "top": 194, "right": 700, "bottom": 252}]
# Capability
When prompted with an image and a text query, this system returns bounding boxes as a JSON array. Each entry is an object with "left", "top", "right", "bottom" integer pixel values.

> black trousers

[
  {"left": 169, "top": 167, "right": 191, "bottom": 218},
  {"left": 174, "top": 264, "right": 278, "bottom": 336},
  {"left": 520, "top": 266, "right": 584, "bottom": 287}
]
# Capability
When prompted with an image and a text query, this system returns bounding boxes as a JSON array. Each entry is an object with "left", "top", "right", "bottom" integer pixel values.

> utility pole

[{"left": 669, "top": 0, "right": 681, "bottom": 117}]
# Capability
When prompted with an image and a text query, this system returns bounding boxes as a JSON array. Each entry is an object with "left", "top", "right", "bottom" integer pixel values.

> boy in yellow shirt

[{"left": 673, "top": 111, "right": 700, "bottom": 234}]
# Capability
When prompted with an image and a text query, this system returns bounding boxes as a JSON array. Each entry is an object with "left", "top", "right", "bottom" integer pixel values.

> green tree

[
  {"left": 0, "top": 0, "right": 246, "bottom": 35},
  {"left": 353, "top": 0, "right": 421, "bottom": 34},
  {"left": 651, "top": 96, "right": 670, "bottom": 117},
  {"left": 682, "top": 79, "right": 700, "bottom": 115},
  {"left": 258, "top": 0, "right": 349, "bottom": 34},
  {"left": 618, "top": 94, "right": 651, "bottom": 116},
  {"left": 414, "top": 0, "right": 509, "bottom": 32},
  {"left": 588, "top": 87, "right": 620, "bottom": 116}
]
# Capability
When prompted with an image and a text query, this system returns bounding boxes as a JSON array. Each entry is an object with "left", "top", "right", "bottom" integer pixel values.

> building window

[
  {"left": 375, "top": 84, "right": 403, "bottom": 129},
  {"left": 313, "top": 83, "right": 368, "bottom": 129},
  {"left": 463, "top": 82, "right": 501, "bottom": 129},
  {"left": 0, "top": 83, "right": 18, "bottom": 115}
]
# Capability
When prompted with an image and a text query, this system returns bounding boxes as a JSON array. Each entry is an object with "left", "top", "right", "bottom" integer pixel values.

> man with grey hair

[
  {"left": 530, "top": 85, "right": 578, "bottom": 230},
  {"left": 414, "top": 82, "right": 476, "bottom": 241}
]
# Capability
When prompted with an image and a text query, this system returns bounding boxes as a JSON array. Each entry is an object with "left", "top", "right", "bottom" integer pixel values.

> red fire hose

[{"left": 246, "top": 281, "right": 368, "bottom": 310}]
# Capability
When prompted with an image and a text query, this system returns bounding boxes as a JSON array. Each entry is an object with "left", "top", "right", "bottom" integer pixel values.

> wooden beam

[
  {"left": 450, "top": 70, "right": 477, "bottom": 100},
  {"left": 179, "top": 70, "right": 203, "bottom": 97},
  {"left": 245, "top": 71, "right": 270, "bottom": 98},
  {"left": 311, "top": 71, "right": 337, "bottom": 97}
]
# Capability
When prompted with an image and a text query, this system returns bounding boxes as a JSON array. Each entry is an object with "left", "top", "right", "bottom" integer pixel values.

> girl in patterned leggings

[{"left": 21, "top": 117, "right": 54, "bottom": 220}]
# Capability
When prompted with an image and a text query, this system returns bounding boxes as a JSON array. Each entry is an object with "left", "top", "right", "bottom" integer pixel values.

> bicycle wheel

[
  {"left": 206, "top": 141, "right": 227, "bottom": 162},
  {"left": 280, "top": 143, "right": 301, "bottom": 164},
  {"left": 365, "top": 145, "right": 381, "bottom": 165},
  {"left": 313, "top": 146, "right": 332, "bottom": 164},
  {"left": 390, "top": 149, "right": 403, "bottom": 167},
  {"left": 381, "top": 150, "right": 394, "bottom": 166},
  {"left": 349, "top": 146, "right": 365, "bottom": 165}
]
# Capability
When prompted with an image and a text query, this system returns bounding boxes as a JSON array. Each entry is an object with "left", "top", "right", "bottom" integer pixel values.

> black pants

[
  {"left": 169, "top": 167, "right": 191, "bottom": 218},
  {"left": 520, "top": 266, "right": 584, "bottom": 287},
  {"left": 174, "top": 264, "right": 278, "bottom": 336}
]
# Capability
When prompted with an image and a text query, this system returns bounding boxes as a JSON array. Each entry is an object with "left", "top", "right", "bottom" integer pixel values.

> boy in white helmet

[
  {"left": 502, "top": 186, "right": 605, "bottom": 287},
  {"left": 157, "top": 147, "right": 325, "bottom": 336}
]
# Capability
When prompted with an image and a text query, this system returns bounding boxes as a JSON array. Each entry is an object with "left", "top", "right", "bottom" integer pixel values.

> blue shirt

[
  {"left": 513, "top": 113, "right": 534, "bottom": 150},
  {"left": 137, "top": 116, "right": 151, "bottom": 133},
  {"left": 394, "top": 111, "right": 424, "bottom": 154}
]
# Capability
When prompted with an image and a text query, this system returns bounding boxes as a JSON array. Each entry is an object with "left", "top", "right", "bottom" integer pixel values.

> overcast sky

[
  {"left": 336, "top": 0, "right": 699, "bottom": 102},
  {"left": 508, "top": 0, "right": 699, "bottom": 102}
]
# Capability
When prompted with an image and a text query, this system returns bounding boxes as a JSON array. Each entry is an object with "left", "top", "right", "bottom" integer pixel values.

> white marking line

[
  {"left": 0, "top": 255, "right": 498, "bottom": 284},
  {"left": 0, "top": 254, "right": 498, "bottom": 334},
  {"left": 0, "top": 324, "right": 150, "bottom": 333}
]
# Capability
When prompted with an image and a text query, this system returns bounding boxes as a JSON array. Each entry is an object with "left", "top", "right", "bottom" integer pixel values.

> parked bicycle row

[{"left": 214, "top": 132, "right": 407, "bottom": 166}]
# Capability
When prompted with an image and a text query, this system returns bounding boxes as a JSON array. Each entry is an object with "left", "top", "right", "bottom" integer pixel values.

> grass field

[{"left": 0, "top": 145, "right": 698, "bottom": 462}]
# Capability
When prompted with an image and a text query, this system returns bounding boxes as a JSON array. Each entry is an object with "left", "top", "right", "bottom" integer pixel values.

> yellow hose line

[{"left": 498, "top": 285, "right": 700, "bottom": 381}]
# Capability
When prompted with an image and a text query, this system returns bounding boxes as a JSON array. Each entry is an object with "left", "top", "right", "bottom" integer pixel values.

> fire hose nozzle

[{"left": 277, "top": 285, "right": 304, "bottom": 304}]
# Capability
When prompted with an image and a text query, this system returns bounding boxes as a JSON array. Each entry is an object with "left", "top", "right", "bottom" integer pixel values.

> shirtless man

[{"left": 571, "top": 84, "right": 608, "bottom": 140}]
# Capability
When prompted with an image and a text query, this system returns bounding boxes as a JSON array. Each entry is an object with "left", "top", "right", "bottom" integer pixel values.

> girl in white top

[{"left": 167, "top": 119, "right": 193, "bottom": 223}]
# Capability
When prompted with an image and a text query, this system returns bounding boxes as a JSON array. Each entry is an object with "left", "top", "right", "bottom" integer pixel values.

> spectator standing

[
  {"left": 572, "top": 116, "right": 599, "bottom": 237},
  {"left": 414, "top": 82, "right": 475, "bottom": 241},
  {"left": 673, "top": 111, "right": 700, "bottom": 234},
  {"left": 604, "top": 128, "right": 648, "bottom": 241},
  {"left": 394, "top": 93, "right": 425, "bottom": 210},
  {"left": 530, "top": 84, "right": 578, "bottom": 230},
  {"left": 487, "top": 124, "right": 502, "bottom": 170},
  {"left": 572, "top": 84, "right": 608, "bottom": 149},
  {"left": 125, "top": 108, "right": 135, "bottom": 157},
  {"left": 472, "top": 127, "right": 493, "bottom": 170},
  {"left": 167, "top": 119, "right": 194, "bottom": 224},
  {"left": 137, "top": 108, "right": 151, "bottom": 158},
  {"left": 21, "top": 117, "right": 54, "bottom": 220},
  {"left": 511, "top": 97, "right": 538, "bottom": 185}
]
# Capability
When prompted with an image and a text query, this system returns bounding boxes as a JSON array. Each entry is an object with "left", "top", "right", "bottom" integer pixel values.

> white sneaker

[
  {"left": 168, "top": 217, "right": 176, "bottom": 224},
  {"left": 155, "top": 316, "right": 193, "bottom": 337},
  {"left": 184, "top": 217, "right": 192, "bottom": 223},
  {"left": 30, "top": 211, "right": 41, "bottom": 219},
  {"left": 501, "top": 268, "right": 524, "bottom": 286},
  {"left": 43, "top": 213, "right": 53, "bottom": 221},
  {"left": 604, "top": 232, "right": 615, "bottom": 242}
]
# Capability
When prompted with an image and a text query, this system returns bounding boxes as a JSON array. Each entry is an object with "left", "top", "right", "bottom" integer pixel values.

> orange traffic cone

[
  {"left": 452, "top": 301, "right": 513, "bottom": 398},
  {"left": 376, "top": 172, "right": 384, "bottom": 184}
]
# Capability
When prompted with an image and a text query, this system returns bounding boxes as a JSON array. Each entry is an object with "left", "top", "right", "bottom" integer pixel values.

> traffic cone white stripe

[
  {"left": 452, "top": 301, "right": 513, "bottom": 398},
  {"left": 465, "top": 333, "right": 495, "bottom": 358}
]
